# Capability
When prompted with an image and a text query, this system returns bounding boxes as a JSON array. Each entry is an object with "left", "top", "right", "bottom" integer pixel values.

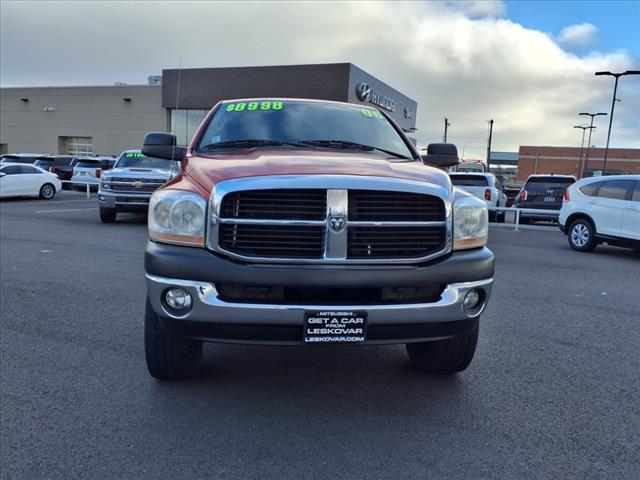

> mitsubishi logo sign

[{"left": 355, "top": 82, "right": 395, "bottom": 112}]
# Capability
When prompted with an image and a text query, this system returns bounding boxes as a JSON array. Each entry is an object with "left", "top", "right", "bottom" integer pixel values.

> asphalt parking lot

[{"left": 1, "top": 192, "right": 639, "bottom": 479}]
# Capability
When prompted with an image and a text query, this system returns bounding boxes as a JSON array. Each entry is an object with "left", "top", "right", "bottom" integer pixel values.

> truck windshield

[
  {"left": 195, "top": 100, "right": 414, "bottom": 160},
  {"left": 117, "top": 152, "right": 179, "bottom": 171}
]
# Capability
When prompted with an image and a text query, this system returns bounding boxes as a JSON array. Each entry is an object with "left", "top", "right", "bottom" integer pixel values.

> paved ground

[{"left": 1, "top": 192, "right": 639, "bottom": 479}]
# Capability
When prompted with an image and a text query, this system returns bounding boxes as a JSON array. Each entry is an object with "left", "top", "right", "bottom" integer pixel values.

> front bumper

[
  {"left": 145, "top": 242, "right": 495, "bottom": 345},
  {"left": 98, "top": 190, "right": 151, "bottom": 211}
]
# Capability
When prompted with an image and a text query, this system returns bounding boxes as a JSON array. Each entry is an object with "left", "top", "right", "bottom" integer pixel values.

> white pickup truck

[{"left": 449, "top": 172, "right": 507, "bottom": 222}]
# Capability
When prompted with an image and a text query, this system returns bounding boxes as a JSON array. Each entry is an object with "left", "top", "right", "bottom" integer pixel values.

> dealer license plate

[{"left": 304, "top": 311, "right": 367, "bottom": 343}]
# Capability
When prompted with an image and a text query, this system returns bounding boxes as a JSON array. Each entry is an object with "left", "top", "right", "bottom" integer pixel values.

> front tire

[
  {"left": 568, "top": 218, "right": 597, "bottom": 252},
  {"left": 39, "top": 183, "right": 56, "bottom": 199},
  {"left": 144, "top": 298, "right": 203, "bottom": 380},
  {"left": 406, "top": 322, "right": 478, "bottom": 374},
  {"left": 99, "top": 207, "right": 117, "bottom": 223}
]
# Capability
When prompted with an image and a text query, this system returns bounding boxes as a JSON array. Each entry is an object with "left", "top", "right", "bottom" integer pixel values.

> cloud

[
  {"left": 557, "top": 23, "right": 598, "bottom": 46},
  {"left": 444, "top": 0, "right": 506, "bottom": 18},
  {"left": 1, "top": 1, "right": 638, "bottom": 157}
]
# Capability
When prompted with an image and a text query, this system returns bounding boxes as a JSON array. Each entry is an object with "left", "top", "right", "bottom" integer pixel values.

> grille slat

[
  {"left": 349, "top": 190, "right": 445, "bottom": 222},
  {"left": 348, "top": 226, "right": 445, "bottom": 258},
  {"left": 221, "top": 189, "right": 326, "bottom": 220},
  {"left": 219, "top": 224, "right": 324, "bottom": 258}
]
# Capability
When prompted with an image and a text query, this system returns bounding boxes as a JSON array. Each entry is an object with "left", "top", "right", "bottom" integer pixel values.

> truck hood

[
  {"left": 104, "top": 167, "right": 176, "bottom": 180},
  {"left": 184, "top": 149, "right": 451, "bottom": 192}
]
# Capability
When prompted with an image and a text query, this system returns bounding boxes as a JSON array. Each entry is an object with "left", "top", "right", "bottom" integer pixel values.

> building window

[
  {"left": 59, "top": 136, "right": 93, "bottom": 156},
  {"left": 170, "top": 109, "right": 207, "bottom": 146}
]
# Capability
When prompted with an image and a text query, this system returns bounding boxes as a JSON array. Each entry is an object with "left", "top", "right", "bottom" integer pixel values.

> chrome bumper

[
  {"left": 98, "top": 190, "right": 151, "bottom": 208},
  {"left": 146, "top": 273, "right": 493, "bottom": 327}
]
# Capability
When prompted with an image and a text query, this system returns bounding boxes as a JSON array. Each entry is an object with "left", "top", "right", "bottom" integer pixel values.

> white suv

[{"left": 559, "top": 175, "right": 640, "bottom": 252}]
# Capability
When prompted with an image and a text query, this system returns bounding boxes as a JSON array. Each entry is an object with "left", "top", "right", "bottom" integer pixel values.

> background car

[
  {"left": 0, "top": 163, "right": 62, "bottom": 199},
  {"left": 559, "top": 175, "right": 640, "bottom": 252},
  {"left": 0, "top": 153, "right": 47, "bottom": 164},
  {"left": 34, "top": 155, "right": 79, "bottom": 189},
  {"left": 71, "top": 158, "right": 114, "bottom": 191},
  {"left": 449, "top": 172, "right": 508, "bottom": 222},
  {"left": 515, "top": 174, "right": 576, "bottom": 224}
]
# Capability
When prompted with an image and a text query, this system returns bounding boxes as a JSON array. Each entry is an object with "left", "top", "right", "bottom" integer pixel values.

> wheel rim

[
  {"left": 571, "top": 223, "right": 589, "bottom": 247},
  {"left": 42, "top": 185, "right": 53, "bottom": 198}
]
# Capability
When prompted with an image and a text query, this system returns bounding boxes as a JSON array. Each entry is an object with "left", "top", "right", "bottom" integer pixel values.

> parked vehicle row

[{"left": 0, "top": 153, "right": 117, "bottom": 198}]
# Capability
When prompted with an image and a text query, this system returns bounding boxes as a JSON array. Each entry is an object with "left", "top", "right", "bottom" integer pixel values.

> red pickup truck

[{"left": 141, "top": 98, "right": 494, "bottom": 380}]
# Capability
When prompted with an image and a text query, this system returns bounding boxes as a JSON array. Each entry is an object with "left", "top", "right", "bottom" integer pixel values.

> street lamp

[
  {"left": 578, "top": 112, "right": 607, "bottom": 177},
  {"left": 573, "top": 125, "right": 594, "bottom": 178},
  {"left": 594, "top": 70, "right": 640, "bottom": 173}
]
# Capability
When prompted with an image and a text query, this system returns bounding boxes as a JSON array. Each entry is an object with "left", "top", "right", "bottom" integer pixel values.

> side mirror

[
  {"left": 421, "top": 143, "right": 459, "bottom": 168},
  {"left": 142, "top": 132, "right": 187, "bottom": 161}
]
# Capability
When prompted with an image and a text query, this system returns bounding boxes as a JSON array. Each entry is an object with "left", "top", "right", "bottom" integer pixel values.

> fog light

[
  {"left": 165, "top": 288, "right": 192, "bottom": 310},
  {"left": 463, "top": 289, "right": 481, "bottom": 310}
]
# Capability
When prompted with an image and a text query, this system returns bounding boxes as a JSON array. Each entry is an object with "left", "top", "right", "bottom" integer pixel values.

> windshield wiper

[
  {"left": 298, "top": 140, "right": 410, "bottom": 159},
  {"left": 199, "top": 139, "right": 310, "bottom": 150}
]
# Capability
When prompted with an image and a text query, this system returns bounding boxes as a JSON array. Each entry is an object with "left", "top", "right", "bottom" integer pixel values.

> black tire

[
  {"left": 144, "top": 297, "right": 203, "bottom": 380},
  {"left": 498, "top": 211, "right": 506, "bottom": 223},
  {"left": 99, "top": 207, "right": 117, "bottom": 223},
  {"left": 39, "top": 183, "right": 56, "bottom": 199},
  {"left": 519, "top": 217, "right": 530, "bottom": 225},
  {"left": 567, "top": 218, "right": 597, "bottom": 252},
  {"left": 489, "top": 211, "right": 497, "bottom": 222},
  {"left": 406, "top": 322, "right": 478, "bottom": 374}
]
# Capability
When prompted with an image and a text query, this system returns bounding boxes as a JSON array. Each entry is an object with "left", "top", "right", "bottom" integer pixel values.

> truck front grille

[
  {"left": 107, "top": 178, "right": 166, "bottom": 194},
  {"left": 212, "top": 183, "right": 450, "bottom": 263}
]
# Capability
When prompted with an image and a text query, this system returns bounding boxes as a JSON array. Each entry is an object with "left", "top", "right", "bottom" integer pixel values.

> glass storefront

[{"left": 170, "top": 109, "right": 208, "bottom": 146}]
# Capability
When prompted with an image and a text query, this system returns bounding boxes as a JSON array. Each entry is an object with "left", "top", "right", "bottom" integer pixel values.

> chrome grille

[
  {"left": 106, "top": 178, "right": 166, "bottom": 194},
  {"left": 210, "top": 176, "right": 451, "bottom": 264}
]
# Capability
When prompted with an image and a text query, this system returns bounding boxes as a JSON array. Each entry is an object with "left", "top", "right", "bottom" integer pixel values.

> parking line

[
  {"left": 0, "top": 199, "right": 96, "bottom": 206},
  {"left": 37, "top": 207, "right": 99, "bottom": 213}
]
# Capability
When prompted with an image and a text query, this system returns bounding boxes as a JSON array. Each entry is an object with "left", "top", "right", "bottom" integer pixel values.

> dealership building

[{"left": 0, "top": 63, "right": 417, "bottom": 156}]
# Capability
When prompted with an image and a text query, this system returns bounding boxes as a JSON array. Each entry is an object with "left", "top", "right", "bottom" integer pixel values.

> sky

[{"left": 1, "top": 0, "right": 639, "bottom": 158}]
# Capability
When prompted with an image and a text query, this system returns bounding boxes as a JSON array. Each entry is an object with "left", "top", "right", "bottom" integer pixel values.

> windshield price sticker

[
  {"left": 226, "top": 101, "right": 284, "bottom": 112},
  {"left": 126, "top": 152, "right": 145, "bottom": 158},
  {"left": 304, "top": 311, "right": 367, "bottom": 343},
  {"left": 361, "top": 108, "right": 384, "bottom": 120}
]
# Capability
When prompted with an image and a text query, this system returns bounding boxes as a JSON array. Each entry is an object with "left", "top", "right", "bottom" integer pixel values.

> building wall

[
  {"left": 517, "top": 146, "right": 640, "bottom": 182},
  {"left": 0, "top": 85, "right": 167, "bottom": 156},
  {"left": 162, "top": 63, "right": 418, "bottom": 131}
]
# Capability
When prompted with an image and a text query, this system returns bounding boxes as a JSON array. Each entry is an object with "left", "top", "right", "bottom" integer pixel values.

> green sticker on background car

[
  {"left": 226, "top": 101, "right": 284, "bottom": 112},
  {"left": 361, "top": 108, "right": 384, "bottom": 120},
  {"left": 126, "top": 153, "right": 145, "bottom": 157}
]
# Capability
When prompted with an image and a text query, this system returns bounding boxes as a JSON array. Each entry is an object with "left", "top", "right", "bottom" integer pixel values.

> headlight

[
  {"left": 148, "top": 189, "right": 207, "bottom": 246},
  {"left": 453, "top": 195, "right": 488, "bottom": 250},
  {"left": 100, "top": 181, "right": 110, "bottom": 190}
]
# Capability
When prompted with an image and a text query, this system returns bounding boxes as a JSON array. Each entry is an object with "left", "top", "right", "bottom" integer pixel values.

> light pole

[
  {"left": 594, "top": 70, "right": 640, "bottom": 173},
  {"left": 443, "top": 118, "right": 451, "bottom": 142},
  {"left": 573, "top": 125, "right": 594, "bottom": 178},
  {"left": 461, "top": 141, "right": 471, "bottom": 160},
  {"left": 578, "top": 112, "right": 606, "bottom": 177}
]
